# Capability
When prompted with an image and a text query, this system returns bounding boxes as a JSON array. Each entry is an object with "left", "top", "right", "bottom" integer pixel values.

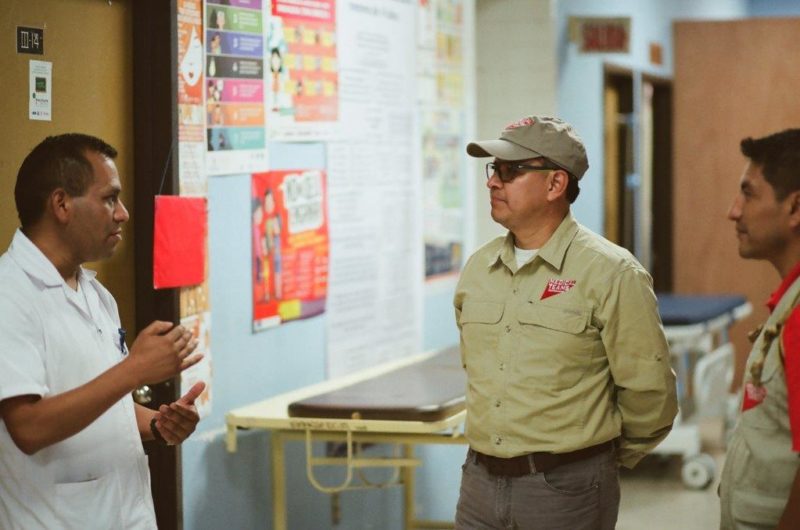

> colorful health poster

[
  {"left": 178, "top": 0, "right": 207, "bottom": 196},
  {"left": 422, "top": 109, "right": 464, "bottom": 278},
  {"left": 251, "top": 170, "right": 329, "bottom": 331},
  {"left": 266, "top": 0, "right": 339, "bottom": 139},
  {"left": 419, "top": 0, "right": 470, "bottom": 280},
  {"left": 205, "top": 0, "right": 269, "bottom": 176}
]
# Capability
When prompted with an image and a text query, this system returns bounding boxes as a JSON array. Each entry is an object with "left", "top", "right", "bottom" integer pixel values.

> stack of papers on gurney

[{"left": 288, "top": 346, "right": 466, "bottom": 422}]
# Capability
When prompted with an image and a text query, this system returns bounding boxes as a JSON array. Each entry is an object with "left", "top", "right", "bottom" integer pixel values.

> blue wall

[
  {"left": 181, "top": 140, "right": 461, "bottom": 529},
  {"left": 749, "top": 0, "right": 800, "bottom": 17}
]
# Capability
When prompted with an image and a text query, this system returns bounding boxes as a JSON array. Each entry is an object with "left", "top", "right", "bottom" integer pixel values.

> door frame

[
  {"left": 602, "top": 64, "right": 633, "bottom": 247},
  {"left": 642, "top": 73, "right": 673, "bottom": 292},
  {"left": 133, "top": 2, "right": 182, "bottom": 528}
]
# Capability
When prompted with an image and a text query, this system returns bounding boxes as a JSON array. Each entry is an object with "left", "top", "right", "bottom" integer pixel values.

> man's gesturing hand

[
  {"left": 127, "top": 321, "right": 202, "bottom": 386},
  {"left": 152, "top": 382, "right": 206, "bottom": 445}
]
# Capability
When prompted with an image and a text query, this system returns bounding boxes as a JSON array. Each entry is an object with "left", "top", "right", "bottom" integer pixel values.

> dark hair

[
  {"left": 540, "top": 157, "right": 581, "bottom": 203},
  {"left": 270, "top": 48, "right": 283, "bottom": 73},
  {"left": 15, "top": 133, "right": 117, "bottom": 229},
  {"left": 741, "top": 129, "right": 800, "bottom": 200},
  {"left": 565, "top": 175, "right": 580, "bottom": 203}
]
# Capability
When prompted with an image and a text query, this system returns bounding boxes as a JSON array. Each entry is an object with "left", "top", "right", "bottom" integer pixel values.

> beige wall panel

[
  {"left": 674, "top": 18, "right": 800, "bottom": 384},
  {"left": 474, "top": 0, "right": 557, "bottom": 247},
  {"left": 0, "top": 0, "right": 135, "bottom": 331}
]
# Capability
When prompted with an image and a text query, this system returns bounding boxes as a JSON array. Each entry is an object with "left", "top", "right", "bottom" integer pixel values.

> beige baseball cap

[{"left": 466, "top": 116, "right": 589, "bottom": 179}]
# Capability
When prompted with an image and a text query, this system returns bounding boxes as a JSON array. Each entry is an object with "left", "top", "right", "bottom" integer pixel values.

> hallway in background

[{"left": 618, "top": 418, "right": 726, "bottom": 529}]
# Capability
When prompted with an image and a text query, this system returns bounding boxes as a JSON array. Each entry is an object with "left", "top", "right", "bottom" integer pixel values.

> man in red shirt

[{"left": 720, "top": 128, "right": 800, "bottom": 529}]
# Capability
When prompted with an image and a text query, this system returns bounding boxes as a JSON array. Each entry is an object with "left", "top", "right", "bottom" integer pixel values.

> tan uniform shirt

[{"left": 454, "top": 212, "right": 677, "bottom": 468}]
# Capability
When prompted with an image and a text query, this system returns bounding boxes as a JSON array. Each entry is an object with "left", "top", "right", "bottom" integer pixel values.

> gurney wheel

[{"left": 681, "top": 453, "right": 716, "bottom": 490}]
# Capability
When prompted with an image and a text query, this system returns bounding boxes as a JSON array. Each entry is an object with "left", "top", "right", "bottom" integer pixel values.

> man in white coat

[{"left": 0, "top": 133, "right": 205, "bottom": 529}]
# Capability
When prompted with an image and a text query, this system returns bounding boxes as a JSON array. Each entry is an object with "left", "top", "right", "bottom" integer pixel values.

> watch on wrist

[{"left": 150, "top": 417, "right": 168, "bottom": 446}]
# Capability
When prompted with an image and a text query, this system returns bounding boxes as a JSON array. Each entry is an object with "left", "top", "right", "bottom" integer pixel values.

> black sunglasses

[{"left": 485, "top": 161, "right": 562, "bottom": 183}]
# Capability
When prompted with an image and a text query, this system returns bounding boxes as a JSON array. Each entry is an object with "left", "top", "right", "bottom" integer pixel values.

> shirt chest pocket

[
  {"left": 516, "top": 304, "right": 595, "bottom": 389},
  {"left": 459, "top": 301, "right": 505, "bottom": 361}
]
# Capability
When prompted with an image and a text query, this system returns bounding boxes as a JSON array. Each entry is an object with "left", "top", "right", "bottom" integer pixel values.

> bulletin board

[{"left": 179, "top": 0, "right": 475, "bottom": 384}]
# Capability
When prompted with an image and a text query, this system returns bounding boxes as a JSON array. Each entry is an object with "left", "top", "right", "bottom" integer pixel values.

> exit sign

[
  {"left": 569, "top": 17, "right": 630, "bottom": 54},
  {"left": 17, "top": 26, "right": 44, "bottom": 55}
]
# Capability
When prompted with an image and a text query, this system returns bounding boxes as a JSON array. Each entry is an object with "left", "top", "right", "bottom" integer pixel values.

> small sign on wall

[
  {"left": 17, "top": 26, "right": 44, "bottom": 55},
  {"left": 29, "top": 60, "right": 52, "bottom": 121},
  {"left": 649, "top": 42, "right": 664, "bottom": 66},
  {"left": 568, "top": 17, "right": 631, "bottom": 54}
]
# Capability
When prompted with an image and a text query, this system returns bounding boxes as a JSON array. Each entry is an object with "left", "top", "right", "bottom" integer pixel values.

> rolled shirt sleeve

[{"left": 598, "top": 266, "right": 678, "bottom": 468}]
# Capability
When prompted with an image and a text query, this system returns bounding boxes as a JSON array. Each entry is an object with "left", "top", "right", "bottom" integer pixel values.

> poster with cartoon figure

[
  {"left": 251, "top": 170, "right": 329, "bottom": 331},
  {"left": 266, "top": 0, "right": 339, "bottom": 140}
]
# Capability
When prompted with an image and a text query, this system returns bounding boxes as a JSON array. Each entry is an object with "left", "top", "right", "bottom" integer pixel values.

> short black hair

[
  {"left": 741, "top": 129, "right": 800, "bottom": 200},
  {"left": 15, "top": 133, "right": 117, "bottom": 229},
  {"left": 565, "top": 175, "right": 580, "bottom": 203},
  {"left": 540, "top": 157, "right": 580, "bottom": 204}
]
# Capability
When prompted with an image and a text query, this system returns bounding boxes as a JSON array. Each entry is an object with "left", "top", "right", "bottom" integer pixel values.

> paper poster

[
  {"left": 326, "top": 141, "right": 423, "bottom": 378},
  {"left": 29, "top": 60, "right": 52, "bottom": 121},
  {"left": 180, "top": 280, "right": 210, "bottom": 318},
  {"left": 420, "top": 0, "right": 468, "bottom": 280},
  {"left": 416, "top": 0, "right": 437, "bottom": 104},
  {"left": 324, "top": 0, "right": 422, "bottom": 378},
  {"left": 153, "top": 196, "right": 207, "bottom": 289},
  {"left": 178, "top": 0, "right": 208, "bottom": 196},
  {"left": 180, "top": 311, "right": 212, "bottom": 419},
  {"left": 266, "top": 0, "right": 339, "bottom": 140},
  {"left": 434, "top": 0, "right": 464, "bottom": 107},
  {"left": 251, "top": 170, "right": 328, "bottom": 331},
  {"left": 422, "top": 109, "right": 464, "bottom": 278},
  {"left": 206, "top": 0, "right": 269, "bottom": 175}
]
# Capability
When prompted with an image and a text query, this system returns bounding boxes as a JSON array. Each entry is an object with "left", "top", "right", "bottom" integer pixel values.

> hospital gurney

[
  {"left": 653, "top": 293, "right": 752, "bottom": 489},
  {"left": 225, "top": 346, "right": 467, "bottom": 530}
]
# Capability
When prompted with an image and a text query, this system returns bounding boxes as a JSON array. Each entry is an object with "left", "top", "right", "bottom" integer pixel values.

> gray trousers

[{"left": 455, "top": 448, "right": 620, "bottom": 530}]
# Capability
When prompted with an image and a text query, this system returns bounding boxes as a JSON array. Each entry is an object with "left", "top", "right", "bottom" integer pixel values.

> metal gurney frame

[
  {"left": 225, "top": 349, "right": 467, "bottom": 530},
  {"left": 653, "top": 294, "right": 752, "bottom": 489}
]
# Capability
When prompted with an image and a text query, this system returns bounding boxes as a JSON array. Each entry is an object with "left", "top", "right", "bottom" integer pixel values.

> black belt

[{"left": 472, "top": 439, "right": 616, "bottom": 477}]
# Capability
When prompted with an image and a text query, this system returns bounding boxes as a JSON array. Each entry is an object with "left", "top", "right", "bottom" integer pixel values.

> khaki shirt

[{"left": 454, "top": 212, "right": 677, "bottom": 468}]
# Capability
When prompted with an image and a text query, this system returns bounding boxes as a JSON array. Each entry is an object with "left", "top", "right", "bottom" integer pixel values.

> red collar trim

[{"left": 767, "top": 261, "right": 800, "bottom": 313}]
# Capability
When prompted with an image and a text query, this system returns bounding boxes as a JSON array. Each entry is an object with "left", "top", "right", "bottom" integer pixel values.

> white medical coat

[{"left": 0, "top": 230, "right": 156, "bottom": 529}]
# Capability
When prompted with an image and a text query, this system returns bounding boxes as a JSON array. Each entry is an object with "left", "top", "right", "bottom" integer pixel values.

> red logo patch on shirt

[
  {"left": 741, "top": 382, "right": 767, "bottom": 412},
  {"left": 505, "top": 117, "right": 534, "bottom": 130},
  {"left": 540, "top": 279, "right": 576, "bottom": 300}
]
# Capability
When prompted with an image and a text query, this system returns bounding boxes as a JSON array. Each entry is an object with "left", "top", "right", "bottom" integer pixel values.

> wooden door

[{"left": 674, "top": 18, "right": 800, "bottom": 384}]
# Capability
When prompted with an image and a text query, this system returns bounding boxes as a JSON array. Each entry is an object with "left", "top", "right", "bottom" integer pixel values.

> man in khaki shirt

[{"left": 454, "top": 116, "right": 678, "bottom": 529}]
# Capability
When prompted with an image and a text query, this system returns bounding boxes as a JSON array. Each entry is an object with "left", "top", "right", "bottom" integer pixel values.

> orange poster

[{"left": 251, "top": 170, "right": 328, "bottom": 330}]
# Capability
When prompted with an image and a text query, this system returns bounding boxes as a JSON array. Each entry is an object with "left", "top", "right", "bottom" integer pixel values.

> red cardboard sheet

[{"left": 153, "top": 195, "right": 207, "bottom": 289}]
